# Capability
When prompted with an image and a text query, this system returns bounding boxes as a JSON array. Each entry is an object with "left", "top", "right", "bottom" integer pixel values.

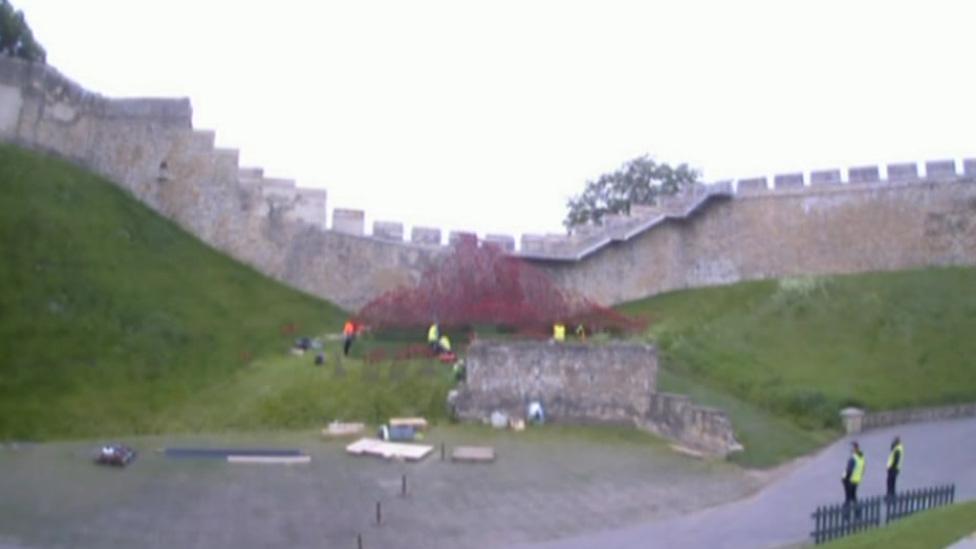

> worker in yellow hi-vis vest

[
  {"left": 553, "top": 322, "right": 566, "bottom": 342},
  {"left": 427, "top": 322, "right": 439, "bottom": 352},
  {"left": 843, "top": 441, "right": 865, "bottom": 508},
  {"left": 886, "top": 436, "right": 904, "bottom": 499}
]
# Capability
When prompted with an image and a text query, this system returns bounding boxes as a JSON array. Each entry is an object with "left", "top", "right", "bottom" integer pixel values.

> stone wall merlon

[
  {"left": 411, "top": 226, "right": 442, "bottom": 245},
  {"left": 213, "top": 148, "right": 239, "bottom": 163},
  {"left": 736, "top": 177, "right": 768, "bottom": 192},
  {"left": 521, "top": 234, "right": 546, "bottom": 253},
  {"left": 373, "top": 221, "right": 404, "bottom": 241},
  {"left": 887, "top": 163, "right": 919, "bottom": 181},
  {"left": 810, "top": 169, "right": 843, "bottom": 186},
  {"left": 449, "top": 231, "right": 478, "bottom": 245},
  {"left": 629, "top": 204, "right": 661, "bottom": 217},
  {"left": 238, "top": 167, "right": 264, "bottom": 180},
  {"left": 261, "top": 178, "right": 296, "bottom": 189},
  {"left": 188, "top": 130, "right": 215, "bottom": 153},
  {"left": 848, "top": 166, "right": 881, "bottom": 183},
  {"left": 925, "top": 160, "right": 957, "bottom": 179},
  {"left": 97, "top": 97, "right": 192, "bottom": 127},
  {"left": 773, "top": 173, "right": 804, "bottom": 189},
  {"left": 0, "top": 55, "right": 36, "bottom": 83},
  {"left": 296, "top": 187, "right": 327, "bottom": 198},
  {"left": 332, "top": 208, "right": 365, "bottom": 236},
  {"left": 483, "top": 234, "right": 515, "bottom": 252},
  {"left": 964, "top": 159, "right": 976, "bottom": 177},
  {"left": 572, "top": 224, "right": 603, "bottom": 238}
]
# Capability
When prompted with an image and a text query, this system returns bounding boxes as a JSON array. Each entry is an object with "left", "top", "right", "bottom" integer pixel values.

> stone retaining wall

[
  {"left": 861, "top": 403, "right": 976, "bottom": 431},
  {"left": 642, "top": 393, "right": 742, "bottom": 455},
  {"left": 455, "top": 341, "right": 657, "bottom": 425},
  {"left": 454, "top": 341, "right": 741, "bottom": 455}
]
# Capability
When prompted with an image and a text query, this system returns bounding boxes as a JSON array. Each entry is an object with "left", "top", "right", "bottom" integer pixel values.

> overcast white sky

[{"left": 15, "top": 1, "right": 976, "bottom": 238}]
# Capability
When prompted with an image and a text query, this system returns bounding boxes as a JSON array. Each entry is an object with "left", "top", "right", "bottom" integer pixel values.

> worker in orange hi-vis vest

[{"left": 342, "top": 319, "right": 356, "bottom": 356}]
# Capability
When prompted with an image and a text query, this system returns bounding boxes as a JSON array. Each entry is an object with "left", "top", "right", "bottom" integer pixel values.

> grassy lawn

[
  {"left": 0, "top": 144, "right": 451, "bottom": 439},
  {"left": 621, "top": 270, "right": 976, "bottom": 466},
  {"left": 822, "top": 501, "right": 976, "bottom": 549}
]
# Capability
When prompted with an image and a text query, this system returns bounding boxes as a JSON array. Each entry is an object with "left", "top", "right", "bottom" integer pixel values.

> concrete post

[{"left": 840, "top": 407, "right": 865, "bottom": 435}]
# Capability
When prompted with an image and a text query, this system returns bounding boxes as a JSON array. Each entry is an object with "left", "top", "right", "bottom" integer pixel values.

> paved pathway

[{"left": 517, "top": 417, "right": 976, "bottom": 549}]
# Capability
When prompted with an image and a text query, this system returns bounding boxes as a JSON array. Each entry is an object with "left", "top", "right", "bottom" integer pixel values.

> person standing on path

[
  {"left": 843, "top": 441, "right": 866, "bottom": 508},
  {"left": 342, "top": 319, "right": 356, "bottom": 356},
  {"left": 887, "top": 436, "right": 904, "bottom": 499}
]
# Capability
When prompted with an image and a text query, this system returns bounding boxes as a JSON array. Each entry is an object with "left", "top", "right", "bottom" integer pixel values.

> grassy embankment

[
  {"left": 621, "top": 269, "right": 976, "bottom": 467},
  {"left": 0, "top": 144, "right": 452, "bottom": 440},
  {"left": 823, "top": 501, "right": 976, "bottom": 549}
]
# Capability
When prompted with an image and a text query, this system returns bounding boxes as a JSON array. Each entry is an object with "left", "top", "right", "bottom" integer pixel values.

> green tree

[
  {"left": 564, "top": 155, "right": 699, "bottom": 228},
  {"left": 0, "top": 0, "right": 46, "bottom": 63}
]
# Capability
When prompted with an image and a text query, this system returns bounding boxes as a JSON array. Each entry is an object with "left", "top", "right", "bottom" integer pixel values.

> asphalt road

[{"left": 518, "top": 417, "right": 976, "bottom": 549}]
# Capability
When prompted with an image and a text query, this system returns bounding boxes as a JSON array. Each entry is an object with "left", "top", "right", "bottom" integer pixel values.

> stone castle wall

[{"left": 2, "top": 55, "right": 976, "bottom": 311}]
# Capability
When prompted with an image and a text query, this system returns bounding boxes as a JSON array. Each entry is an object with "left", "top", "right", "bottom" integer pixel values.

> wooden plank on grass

[
  {"left": 389, "top": 417, "right": 428, "bottom": 430},
  {"left": 323, "top": 422, "right": 366, "bottom": 438},
  {"left": 227, "top": 455, "right": 311, "bottom": 465},
  {"left": 451, "top": 446, "right": 495, "bottom": 463}
]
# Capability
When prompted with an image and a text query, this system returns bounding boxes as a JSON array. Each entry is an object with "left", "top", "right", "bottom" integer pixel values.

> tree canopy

[
  {"left": 0, "top": 0, "right": 45, "bottom": 63},
  {"left": 564, "top": 155, "right": 700, "bottom": 228}
]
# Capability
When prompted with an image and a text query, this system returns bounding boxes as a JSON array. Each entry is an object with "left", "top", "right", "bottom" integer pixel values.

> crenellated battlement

[{"left": 2, "top": 54, "right": 975, "bottom": 310}]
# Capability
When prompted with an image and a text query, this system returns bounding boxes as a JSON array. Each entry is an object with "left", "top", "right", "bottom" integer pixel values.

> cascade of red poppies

[{"left": 356, "top": 237, "right": 644, "bottom": 334}]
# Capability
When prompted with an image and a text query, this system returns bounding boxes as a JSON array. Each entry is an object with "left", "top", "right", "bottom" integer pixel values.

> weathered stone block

[
  {"left": 925, "top": 160, "right": 957, "bottom": 179},
  {"left": 260, "top": 178, "right": 297, "bottom": 201},
  {"left": 773, "top": 173, "right": 804, "bottom": 190},
  {"left": 810, "top": 169, "right": 842, "bottom": 186},
  {"left": 294, "top": 188, "right": 327, "bottom": 229},
  {"left": 840, "top": 407, "right": 865, "bottom": 434},
  {"left": 886, "top": 163, "right": 919, "bottom": 182},
  {"left": 410, "top": 226, "right": 441, "bottom": 246},
  {"left": 483, "top": 234, "right": 515, "bottom": 252},
  {"left": 736, "top": 177, "right": 768, "bottom": 192},
  {"left": 520, "top": 234, "right": 546, "bottom": 254},
  {"left": 964, "top": 159, "right": 976, "bottom": 178},
  {"left": 848, "top": 166, "right": 880, "bottom": 184},
  {"left": 332, "top": 208, "right": 365, "bottom": 236},
  {"left": 373, "top": 221, "right": 404, "bottom": 241},
  {"left": 0, "top": 84, "right": 22, "bottom": 136}
]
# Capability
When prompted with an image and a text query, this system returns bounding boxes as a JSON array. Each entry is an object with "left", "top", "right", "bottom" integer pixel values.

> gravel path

[{"left": 0, "top": 427, "right": 757, "bottom": 549}]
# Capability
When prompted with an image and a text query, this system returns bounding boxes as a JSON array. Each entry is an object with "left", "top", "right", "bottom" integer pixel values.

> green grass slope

[
  {"left": 0, "top": 144, "right": 451, "bottom": 439},
  {"left": 823, "top": 501, "right": 976, "bottom": 549},
  {"left": 621, "top": 270, "right": 976, "bottom": 466}
]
